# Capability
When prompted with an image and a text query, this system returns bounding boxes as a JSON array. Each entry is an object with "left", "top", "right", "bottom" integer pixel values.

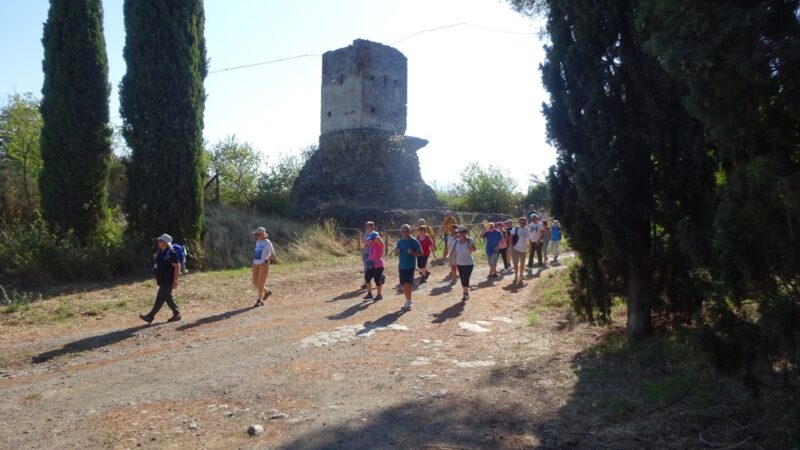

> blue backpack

[{"left": 172, "top": 244, "right": 188, "bottom": 273}]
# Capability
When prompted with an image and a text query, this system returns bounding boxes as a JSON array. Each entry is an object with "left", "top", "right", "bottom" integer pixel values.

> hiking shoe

[
  {"left": 462, "top": 293, "right": 470, "bottom": 301},
  {"left": 374, "top": 294, "right": 383, "bottom": 301},
  {"left": 363, "top": 292, "right": 374, "bottom": 300},
  {"left": 423, "top": 272, "right": 430, "bottom": 281},
  {"left": 139, "top": 314, "right": 153, "bottom": 324},
  {"left": 167, "top": 314, "right": 182, "bottom": 322},
  {"left": 401, "top": 300, "right": 413, "bottom": 311},
  {"left": 262, "top": 289, "right": 273, "bottom": 301},
  {"left": 254, "top": 300, "right": 264, "bottom": 307},
  {"left": 360, "top": 284, "right": 367, "bottom": 290}
]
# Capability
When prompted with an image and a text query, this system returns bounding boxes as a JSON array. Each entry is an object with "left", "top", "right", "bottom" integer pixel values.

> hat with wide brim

[
  {"left": 155, "top": 233, "right": 173, "bottom": 243},
  {"left": 252, "top": 227, "right": 269, "bottom": 237}
]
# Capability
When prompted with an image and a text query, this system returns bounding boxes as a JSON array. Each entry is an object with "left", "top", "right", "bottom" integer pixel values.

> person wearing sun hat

[
  {"left": 252, "top": 226, "right": 275, "bottom": 307},
  {"left": 139, "top": 233, "right": 181, "bottom": 324}
]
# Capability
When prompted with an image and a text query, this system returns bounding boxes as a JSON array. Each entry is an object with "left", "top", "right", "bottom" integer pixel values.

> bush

[{"left": 0, "top": 213, "right": 141, "bottom": 285}]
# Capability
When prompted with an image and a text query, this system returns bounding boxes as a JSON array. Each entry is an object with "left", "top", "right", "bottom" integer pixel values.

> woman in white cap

[{"left": 252, "top": 227, "right": 275, "bottom": 307}]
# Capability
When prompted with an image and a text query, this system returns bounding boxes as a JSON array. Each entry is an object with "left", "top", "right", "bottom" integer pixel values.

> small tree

[
  {"left": 0, "top": 93, "right": 43, "bottom": 214},
  {"left": 523, "top": 174, "right": 551, "bottom": 212},
  {"left": 457, "top": 163, "right": 520, "bottom": 213},
  {"left": 255, "top": 145, "right": 315, "bottom": 216},
  {"left": 207, "top": 135, "right": 261, "bottom": 207}
]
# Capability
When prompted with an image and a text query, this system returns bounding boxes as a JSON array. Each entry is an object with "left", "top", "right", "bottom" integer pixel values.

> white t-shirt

[
  {"left": 528, "top": 222, "right": 545, "bottom": 243},
  {"left": 453, "top": 238, "right": 475, "bottom": 266},
  {"left": 509, "top": 226, "right": 530, "bottom": 252},
  {"left": 253, "top": 239, "right": 275, "bottom": 265}
]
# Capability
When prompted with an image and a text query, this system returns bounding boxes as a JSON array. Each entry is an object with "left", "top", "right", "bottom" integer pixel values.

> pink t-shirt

[
  {"left": 418, "top": 235, "right": 434, "bottom": 256},
  {"left": 369, "top": 240, "right": 385, "bottom": 268}
]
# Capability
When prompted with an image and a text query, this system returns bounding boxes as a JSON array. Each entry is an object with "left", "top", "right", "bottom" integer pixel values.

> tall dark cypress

[
  {"left": 535, "top": 0, "right": 715, "bottom": 340},
  {"left": 120, "top": 0, "right": 207, "bottom": 247},
  {"left": 40, "top": 0, "right": 112, "bottom": 241}
]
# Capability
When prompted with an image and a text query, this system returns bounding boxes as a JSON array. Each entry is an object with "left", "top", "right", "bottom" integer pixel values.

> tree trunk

[{"left": 626, "top": 260, "right": 652, "bottom": 341}]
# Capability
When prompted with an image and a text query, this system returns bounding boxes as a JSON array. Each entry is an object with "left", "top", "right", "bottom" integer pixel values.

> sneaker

[
  {"left": 360, "top": 284, "right": 367, "bottom": 290},
  {"left": 139, "top": 314, "right": 153, "bottom": 324},
  {"left": 363, "top": 293, "right": 374, "bottom": 300},
  {"left": 167, "top": 314, "right": 182, "bottom": 322},
  {"left": 401, "top": 300, "right": 413, "bottom": 311},
  {"left": 262, "top": 289, "right": 273, "bottom": 301},
  {"left": 424, "top": 272, "right": 430, "bottom": 281},
  {"left": 419, "top": 276, "right": 427, "bottom": 284},
  {"left": 462, "top": 293, "right": 469, "bottom": 301},
  {"left": 254, "top": 300, "right": 264, "bottom": 307},
  {"left": 374, "top": 294, "right": 383, "bottom": 301}
]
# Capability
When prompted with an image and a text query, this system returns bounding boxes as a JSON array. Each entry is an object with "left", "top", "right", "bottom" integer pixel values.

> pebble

[
  {"left": 432, "top": 389, "right": 448, "bottom": 398},
  {"left": 492, "top": 317, "right": 514, "bottom": 323},
  {"left": 286, "top": 418, "right": 301, "bottom": 425},
  {"left": 187, "top": 422, "right": 197, "bottom": 430},
  {"left": 416, "top": 374, "right": 438, "bottom": 380},
  {"left": 269, "top": 413, "right": 288, "bottom": 420},
  {"left": 458, "top": 322, "right": 491, "bottom": 333},
  {"left": 247, "top": 424, "right": 264, "bottom": 436},
  {"left": 410, "top": 357, "right": 430, "bottom": 366}
]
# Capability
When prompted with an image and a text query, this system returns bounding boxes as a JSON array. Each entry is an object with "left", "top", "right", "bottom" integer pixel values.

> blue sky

[{"left": 0, "top": 0, "right": 552, "bottom": 190}]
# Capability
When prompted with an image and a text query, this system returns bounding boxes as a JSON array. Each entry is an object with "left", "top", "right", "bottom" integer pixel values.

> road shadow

[
  {"left": 327, "top": 299, "right": 378, "bottom": 320},
  {"left": 328, "top": 289, "right": 365, "bottom": 302},
  {"left": 502, "top": 281, "right": 527, "bottom": 293},
  {"left": 431, "top": 300, "right": 466, "bottom": 324},
  {"left": 175, "top": 306, "right": 254, "bottom": 331},
  {"left": 358, "top": 310, "right": 408, "bottom": 335},
  {"left": 428, "top": 283, "right": 454, "bottom": 296},
  {"left": 32, "top": 324, "right": 151, "bottom": 363}
]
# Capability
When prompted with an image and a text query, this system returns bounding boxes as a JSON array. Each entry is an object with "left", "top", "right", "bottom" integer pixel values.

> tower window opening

[{"left": 327, "top": 111, "right": 332, "bottom": 117}]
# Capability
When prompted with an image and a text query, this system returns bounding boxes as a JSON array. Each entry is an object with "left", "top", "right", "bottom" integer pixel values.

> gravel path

[{"left": 0, "top": 257, "right": 587, "bottom": 449}]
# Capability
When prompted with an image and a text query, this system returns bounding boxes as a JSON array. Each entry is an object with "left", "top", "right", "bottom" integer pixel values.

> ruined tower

[{"left": 292, "top": 39, "right": 441, "bottom": 223}]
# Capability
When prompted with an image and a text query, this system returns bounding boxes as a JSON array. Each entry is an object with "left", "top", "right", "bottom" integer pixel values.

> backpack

[{"left": 172, "top": 243, "right": 188, "bottom": 273}]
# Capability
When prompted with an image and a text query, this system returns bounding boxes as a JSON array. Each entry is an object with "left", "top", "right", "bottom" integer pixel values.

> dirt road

[{"left": 0, "top": 255, "right": 606, "bottom": 449}]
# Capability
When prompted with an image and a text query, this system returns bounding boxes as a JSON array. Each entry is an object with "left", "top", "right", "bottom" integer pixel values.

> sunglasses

[{"left": 401, "top": 230, "right": 410, "bottom": 234}]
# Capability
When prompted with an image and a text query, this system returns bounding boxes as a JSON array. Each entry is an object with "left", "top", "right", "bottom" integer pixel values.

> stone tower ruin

[{"left": 292, "top": 39, "right": 441, "bottom": 224}]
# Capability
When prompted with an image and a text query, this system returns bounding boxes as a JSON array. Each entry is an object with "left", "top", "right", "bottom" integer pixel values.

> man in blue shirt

[
  {"left": 394, "top": 224, "right": 423, "bottom": 311},
  {"left": 550, "top": 220, "right": 562, "bottom": 263},
  {"left": 140, "top": 233, "right": 182, "bottom": 324},
  {"left": 481, "top": 222, "right": 504, "bottom": 279},
  {"left": 360, "top": 221, "right": 379, "bottom": 289}
]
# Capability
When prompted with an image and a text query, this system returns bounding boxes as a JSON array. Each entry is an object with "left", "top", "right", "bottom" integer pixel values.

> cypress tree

[
  {"left": 120, "top": 0, "right": 207, "bottom": 247},
  {"left": 40, "top": 0, "right": 112, "bottom": 241},
  {"left": 536, "top": 0, "right": 716, "bottom": 340}
]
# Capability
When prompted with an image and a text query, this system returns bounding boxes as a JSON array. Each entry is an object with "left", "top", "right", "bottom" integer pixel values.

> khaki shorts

[{"left": 511, "top": 249, "right": 527, "bottom": 267}]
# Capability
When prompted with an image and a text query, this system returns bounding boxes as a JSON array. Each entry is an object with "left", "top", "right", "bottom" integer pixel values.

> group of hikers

[
  {"left": 139, "top": 206, "right": 561, "bottom": 322},
  {"left": 357, "top": 207, "right": 562, "bottom": 312}
]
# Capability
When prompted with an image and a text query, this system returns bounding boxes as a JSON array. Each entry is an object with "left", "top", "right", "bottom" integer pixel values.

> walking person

[
  {"left": 360, "top": 221, "right": 379, "bottom": 289},
  {"left": 550, "top": 220, "right": 562, "bottom": 263},
  {"left": 251, "top": 226, "right": 275, "bottom": 307},
  {"left": 363, "top": 231, "right": 385, "bottom": 301},
  {"left": 394, "top": 224, "right": 423, "bottom": 311},
  {"left": 481, "top": 222, "right": 503, "bottom": 279},
  {"left": 440, "top": 211, "right": 457, "bottom": 260},
  {"left": 542, "top": 220, "right": 552, "bottom": 264},
  {"left": 503, "top": 219, "right": 514, "bottom": 270},
  {"left": 527, "top": 214, "right": 545, "bottom": 270},
  {"left": 140, "top": 234, "right": 182, "bottom": 324},
  {"left": 416, "top": 225, "right": 434, "bottom": 282},
  {"left": 509, "top": 217, "right": 530, "bottom": 284},
  {"left": 452, "top": 226, "right": 477, "bottom": 300},
  {"left": 417, "top": 218, "right": 437, "bottom": 258},
  {"left": 444, "top": 223, "right": 459, "bottom": 281},
  {"left": 497, "top": 221, "right": 510, "bottom": 271}
]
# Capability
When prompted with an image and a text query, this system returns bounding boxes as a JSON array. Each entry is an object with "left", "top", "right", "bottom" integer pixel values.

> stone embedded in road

[
  {"left": 247, "top": 424, "right": 264, "bottom": 436},
  {"left": 300, "top": 323, "right": 409, "bottom": 347},
  {"left": 492, "top": 317, "right": 514, "bottom": 323},
  {"left": 454, "top": 360, "right": 496, "bottom": 368},
  {"left": 269, "top": 413, "right": 288, "bottom": 420},
  {"left": 432, "top": 388, "right": 448, "bottom": 398},
  {"left": 410, "top": 357, "right": 430, "bottom": 366},
  {"left": 458, "top": 322, "right": 491, "bottom": 333},
  {"left": 475, "top": 320, "right": 492, "bottom": 326},
  {"left": 416, "top": 374, "right": 438, "bottom": 380},
  {"left": 187, "top": 422, "right": 197, "bottom": 430}
]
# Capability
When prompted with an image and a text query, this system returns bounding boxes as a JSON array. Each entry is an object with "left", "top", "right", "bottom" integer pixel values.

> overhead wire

[{"left": 207, "top": 22, "right": 538, "bottom": 75}]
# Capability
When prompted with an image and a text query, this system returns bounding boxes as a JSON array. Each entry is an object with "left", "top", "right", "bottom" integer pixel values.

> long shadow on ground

[
  {"left": 327, "top": 299, "right": 378, "bottom": 320},
  {"left": 356, "top": 310, "right": 408, "bottom": 335},
  {"left": 430, "top": 300, "right": 466, "bottom": 324},
  {"left": 32, "top": 324, "right": 150, "bottom": 363},
  {"left": 327, "top": 290, "right": 365, "bottom": 302},
  {"left": 175, "top": 306, "right": 254, "bottom": 331}
]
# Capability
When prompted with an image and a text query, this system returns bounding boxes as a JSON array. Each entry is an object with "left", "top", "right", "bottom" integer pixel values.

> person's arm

[
  {"left": 409, "top": 241, "right": 424, "bottom": 257},
  {"left": 469, "top": 239, "right": 477, "bottom": 253},
  {"left": 171, "top": 262, "right": 180, "bottom": 289},
  {"left": 266, "top": 241, "right": 275, "bottom": 263}
]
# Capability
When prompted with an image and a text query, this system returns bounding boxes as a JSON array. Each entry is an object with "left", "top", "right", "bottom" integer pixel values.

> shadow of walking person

[
  {"left": 175, "top": 306, "right": 254, "bottom": 331},
  {"left": 327, "top": 299, "right": 378, "bottom": 320},
  {"left": 357, "top": 310, "right": 408, "bottom": 336},
  {"left": 32, "top": 324, "right": 151, "bottom": 363},
  {"left": 431, "top": 300, "right": 466, "bottom": 324}
]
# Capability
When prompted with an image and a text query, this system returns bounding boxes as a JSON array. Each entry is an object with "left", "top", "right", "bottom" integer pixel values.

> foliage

[
  {"left": 120, "top": 0, "right": 208, "bottom": 249},
  {"left": 637, "top": 0, "right": 800, "bottom": 393},
  {"left": 537, "top": 0, "right": 716, "bottom": 339},
  {"left": 207, "top": 135, "right": 261, "bottom": 207},
  {"left": 454, "top": 162, "right": 520, "bottom": 213},
  {"left": 39, "top": 0, "right": 113, "bottom": 241},
  {"left": 254, "top": 145, "right": 315, "bottom": 216},
  {"left": 0, "top": 213, "right": 141, "bottom": 285},
  {"left": 522, "top": 174, "right": 551, "bottom": 212},
  {"left": 0, "top": 93, "right": 43, "bottom": 216}
]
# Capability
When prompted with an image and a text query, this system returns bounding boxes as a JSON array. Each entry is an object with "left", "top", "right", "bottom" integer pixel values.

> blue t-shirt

[
  {"left": 395, "top": 237, "right": 421, "bottom": 270},
  {"left": 482, "top": 229, "right": 503, "bottom": 254},
  {"left": 363, "top": 231, "right": 379, "bottom": 254},
  {"left": 526, "top": 210, "right": 537, "bottom": 221},
  {"left": 551, "top": 226, "right": 561, "bottom": 241}
]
